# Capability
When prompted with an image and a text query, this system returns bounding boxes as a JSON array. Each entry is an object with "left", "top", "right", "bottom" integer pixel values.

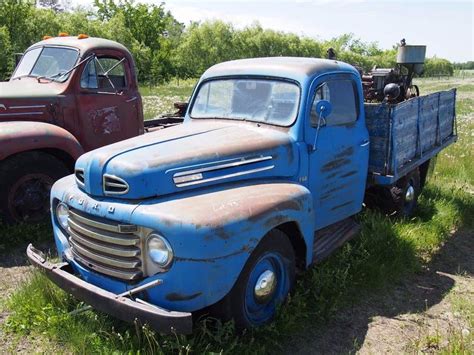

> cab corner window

[
  {"left": 311, "top": 79, "right": 357, "bottom": 126},
  {"left": 81, "top": 57, "right": 127, "bottom": 91}
]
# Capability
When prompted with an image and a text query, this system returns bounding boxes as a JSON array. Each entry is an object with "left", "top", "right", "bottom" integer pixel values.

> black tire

[
  {"left": 211, "top": 229, "right": 296, "bottom": 331},
  {"left": 0, "top": 151, "right": 70, "bottom": 224},
  {"left": 382, "top": 168, "right": 421, "bottom": 217}
]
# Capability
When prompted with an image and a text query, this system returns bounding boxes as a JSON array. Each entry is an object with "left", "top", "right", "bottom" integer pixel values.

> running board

[{"left": 312, "top": 217, "right": 361, "bottom": 263}]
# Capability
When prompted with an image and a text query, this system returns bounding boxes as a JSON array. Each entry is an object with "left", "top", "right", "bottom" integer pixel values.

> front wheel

[
  {"left": 212, "top": 229, "right": 295, "bottom": 330},
  {"left": 0, "top": 152, "right": 69, "bottom": 224}
]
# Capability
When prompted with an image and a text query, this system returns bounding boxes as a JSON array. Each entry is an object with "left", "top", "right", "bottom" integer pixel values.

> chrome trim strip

[
  {"left": 103, "top": 174, "right": 130, "bottom": 195},
  {"left": 69, "top": 210, "right": 135, "bottom": 235},
  {"left": 0, "top": 112, "right": 43, "bottom": 116},
  {"left": 68, "top": 218, "right": 139, "bottom": 247},
  {"left": 9, "top": 105, "right": 46, "bottom": 109},
  {"left": 71, "top": 249, "right": 142, "bottom": 280},
  {"left": 69, "top": 228, "right": 140, "bottom": 257},
  {"left": 173, "top": 156, "right": 273, "bottom": 181},
  {"left": 176, "top": 165, "right": 275, "bottom": 187},
  {"left": 69, "top": 238, "right": 140, "bottom": 269}
]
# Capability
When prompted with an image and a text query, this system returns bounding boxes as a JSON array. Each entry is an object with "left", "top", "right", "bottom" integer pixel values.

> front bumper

[{"left": 26, "top": 244, "right": 193, "bottom": 334}]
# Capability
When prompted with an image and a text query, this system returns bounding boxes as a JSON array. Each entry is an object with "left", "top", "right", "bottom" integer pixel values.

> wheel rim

[
  {"left": 405, "top": 185, "right": 415, "bottom": 203},
  {"left": 7, "top": 173, "right": 54, "bottom": 222},
  {"left": 244, "top": 252, "right": 289, "bottom": 325},
  {"left": 403, "top": 179, "right": 416, "bottom": 214}
]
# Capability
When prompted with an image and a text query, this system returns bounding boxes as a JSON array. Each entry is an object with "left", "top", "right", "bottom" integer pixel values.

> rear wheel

[
  {"left": 0, "top": 152, "right": 69, "bottom": 224},
  {"left": 212, "top": 229, "right": 295, "bottom": 330},
  {"left": 365, "top": 168, "right": 421, "bottom": 218}
]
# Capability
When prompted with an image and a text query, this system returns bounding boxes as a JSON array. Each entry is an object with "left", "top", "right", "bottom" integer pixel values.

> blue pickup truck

[{"left": 27, "top": 56, "right": 456, "bottom": 334}]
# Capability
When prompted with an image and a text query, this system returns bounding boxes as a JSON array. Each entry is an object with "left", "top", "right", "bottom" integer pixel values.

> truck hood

[
  {"left": 0, "top": 79, "right": 65, "bottom": 99},
  {"left": 76, "top": 120, "right": 299, "bottom": 199},
  {"left": 0, "top": 80, "right": 64, "bottom": 123}
]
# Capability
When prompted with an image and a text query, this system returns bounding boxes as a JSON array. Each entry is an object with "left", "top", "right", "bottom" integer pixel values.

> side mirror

[
  {"left": 311, "top": 100, "right": 332, "bottom": 152},
  {"left": 315, "top": 99, "right": 332, "bottom": 121}
]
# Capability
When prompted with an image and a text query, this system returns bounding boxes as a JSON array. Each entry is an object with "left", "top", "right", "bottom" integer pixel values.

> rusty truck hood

[
  {"left": 76, "top": 120, "right": 298, "bottom": 199},
  {"left": 0, "top": 80, "right": 64, "bottom": 122},
  {"left": 0, "top": 79, "right": 65, "bottom": 99}
]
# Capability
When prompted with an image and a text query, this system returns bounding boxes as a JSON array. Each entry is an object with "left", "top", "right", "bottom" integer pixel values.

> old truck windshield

[
  {"left": 12, "top": 46, "right": 79, "bottom": 81},
  {"left": 191, "top": 79, "right": 300, "bottom": 126}
]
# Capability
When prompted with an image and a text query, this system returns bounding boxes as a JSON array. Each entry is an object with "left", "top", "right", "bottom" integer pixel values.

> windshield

[
  {"left": 12, "top": 46, "right": 79, "bottom": 81},
  {"left": 190, "top": 78, "right": 300, "bottom": 126}
]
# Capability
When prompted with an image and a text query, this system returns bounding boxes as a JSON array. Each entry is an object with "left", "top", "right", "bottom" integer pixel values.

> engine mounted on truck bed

[{"left": 362, "top": 39, "right": 426, "bottom": 103}]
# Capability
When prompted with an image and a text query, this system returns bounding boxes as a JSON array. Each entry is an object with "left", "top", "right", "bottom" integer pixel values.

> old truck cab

[
  {"left": 0, "top": 35, "right": 143, "bottom": 223},
  {"left": 27, "top": 57, "right": 456, "bottom": 333}
]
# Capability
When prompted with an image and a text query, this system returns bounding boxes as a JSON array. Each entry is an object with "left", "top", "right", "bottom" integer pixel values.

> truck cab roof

[
  {"left": 30, "top": 36, "right": 131, "bottom": 57},
  {"left": 201, "top": 57, "right": 360, "bottom": 83}
]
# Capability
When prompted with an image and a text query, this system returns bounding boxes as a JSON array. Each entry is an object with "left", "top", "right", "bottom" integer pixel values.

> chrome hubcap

[
  {"left": 254, "top": 269, "right": 277, "bottom": 303},
  {"left": 405, "top": 185, "right": 415, "bottom": 203}
]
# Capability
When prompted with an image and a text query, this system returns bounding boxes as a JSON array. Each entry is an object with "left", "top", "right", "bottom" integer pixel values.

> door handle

[
  {"left": 126, "top": 96, "right": 138, "bottom": 103},
  {"left": 360, "top": 139, "right": 370, "bottom": 147}
]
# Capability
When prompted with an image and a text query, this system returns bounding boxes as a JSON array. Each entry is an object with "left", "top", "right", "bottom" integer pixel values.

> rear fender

[{"left": 0, "top": 121, "right": 83, "bottom": 161}]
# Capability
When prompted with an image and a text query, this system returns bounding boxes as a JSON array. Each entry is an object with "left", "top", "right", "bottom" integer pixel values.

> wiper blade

[
  {"left": 36, "top": 53, "right": 95, "bottom": 83},
  {"left": 38, "top": 71, "right": 67, "bottom": 82}
]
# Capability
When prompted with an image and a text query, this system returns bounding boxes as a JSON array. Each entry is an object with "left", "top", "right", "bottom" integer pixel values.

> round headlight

[
  {"left": 147, "top": 234, "right": 173, "bottom": 267},
  {"left": 56, "top": 202, "right": 69, "bottom": 229}
]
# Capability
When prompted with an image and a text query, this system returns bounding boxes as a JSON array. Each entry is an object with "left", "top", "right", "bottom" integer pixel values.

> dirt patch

[{"left": 284, "top": 229, "right": 473, "bottom": 354}]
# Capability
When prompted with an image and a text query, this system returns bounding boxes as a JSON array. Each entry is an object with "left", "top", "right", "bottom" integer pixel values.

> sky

[{"left": 75, "top": 0, "right": 474, "bottom": 62}]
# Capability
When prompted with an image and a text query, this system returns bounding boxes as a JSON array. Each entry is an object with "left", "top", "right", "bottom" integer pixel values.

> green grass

[
  {"left": 139, "top": 79, "right": 196, "bottom": 120},
  {"left": 0, "top": 221, "right": 51, "bottom": 253},
  {"left": 2, "top": 77, "right": 474, "bottom": 353}
]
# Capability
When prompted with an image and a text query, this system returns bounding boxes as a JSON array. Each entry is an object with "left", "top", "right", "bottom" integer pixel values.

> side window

[
  {"left": 80, "top": 59, "right": 98, "bottom": 89},
  {"left": 81, "top": 57, "right": 127, "bottom": 91},
  {"left": 311, "top": 79, "right": 357, "bottom": 126}
]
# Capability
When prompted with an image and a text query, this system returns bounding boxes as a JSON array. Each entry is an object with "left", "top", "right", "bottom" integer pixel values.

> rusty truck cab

[{"left": 0, "top": 36, "right": 144, "bottom": 223}]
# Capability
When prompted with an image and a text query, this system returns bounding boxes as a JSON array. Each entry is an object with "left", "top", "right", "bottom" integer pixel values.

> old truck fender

[
  {"left": 0, "top": 121, "right": 83, "bottom": 161},
  {"left": 50, "top": 179, "right": 315, "bottom": 312},
  {"left": 127, "top": 181, "right": 315, "bottom": 311}
]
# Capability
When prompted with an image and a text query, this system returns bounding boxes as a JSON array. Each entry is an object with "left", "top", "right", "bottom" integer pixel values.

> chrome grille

[
  {"left": 103, "top": 174, "right": 129, "bottom": 195},
  {"left": 75, "top": 169, "right": 85, "bottom": 188},
  {"left": 68, "top": 208, "right": 143, "bottom": 281}
]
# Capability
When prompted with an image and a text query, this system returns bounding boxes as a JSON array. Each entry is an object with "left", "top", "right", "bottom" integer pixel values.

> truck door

[
  {"left": 305, "top": 73, "right": 370, "bottom": 230},
  {"left": 76, "top": 52, "right": 140, "bottom": 151}
]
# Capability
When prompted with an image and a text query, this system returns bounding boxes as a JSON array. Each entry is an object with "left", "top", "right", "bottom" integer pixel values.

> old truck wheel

[
  {"left": 383, "top": 168, "right": 421, "bottom": 218},
  {"left": 0, "top": 152, "right": 69, "bottom": 224},
  {"left": 212, "top": 229, "right": 295, "bottom": 330}
]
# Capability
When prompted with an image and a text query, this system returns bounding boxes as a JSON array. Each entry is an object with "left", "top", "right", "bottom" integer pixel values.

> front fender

[
  {"left": 0, "top": 121, "right": 83, "bottom": 161},
  {"left": 131, "top": 182, "right": 315, "bottom": 310},
  {"left": 51, "top": 180, "right": 314, "bottom": 313}
]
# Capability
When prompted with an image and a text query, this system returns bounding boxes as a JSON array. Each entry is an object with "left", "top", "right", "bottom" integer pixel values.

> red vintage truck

[{"left": 0, "top": 35, "right": 180, "bottom": 224}]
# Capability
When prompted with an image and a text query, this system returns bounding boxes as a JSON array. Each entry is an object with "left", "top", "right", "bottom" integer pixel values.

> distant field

[
  {"left": 1, "top": 77, "right": 472, "bottom": 354},
  {"left": 140, "top": 79, "right": 196, "bottom": 120}
]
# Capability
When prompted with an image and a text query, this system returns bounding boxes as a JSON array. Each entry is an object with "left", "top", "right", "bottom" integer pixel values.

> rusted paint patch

[
  {"left": 321, "top": 158, "right": 351, "bottom": 172},
  {"left": 89, "top": 106, "right": 121, "bottom": 134},
  {"left": 166, "top": 292, "right": 202, "bottom": 302},
  {"left": 334, "top": 146, "right": 354, "bottom": 159},
  {"left": 340, "top": 170, "right": 357, "bottom": 178}
]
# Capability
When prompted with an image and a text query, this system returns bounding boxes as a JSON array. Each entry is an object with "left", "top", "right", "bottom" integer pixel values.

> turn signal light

[
  {"left": 58, "top": 32, "right": 69, "bottom": 37},
  {"left": 77, "top": 34, "right": 89, "bottom": 39}
]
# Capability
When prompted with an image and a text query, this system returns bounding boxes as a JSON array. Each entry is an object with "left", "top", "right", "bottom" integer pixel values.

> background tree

[{"left": 0, "top": 1, "right": 455, "bottom": 82}]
